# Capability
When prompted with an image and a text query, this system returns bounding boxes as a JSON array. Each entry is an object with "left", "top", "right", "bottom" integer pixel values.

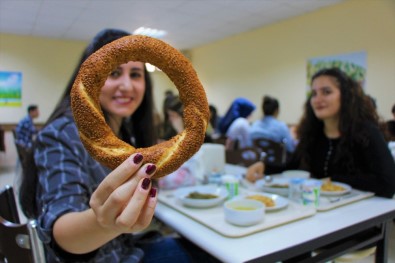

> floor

[{"left": 1, "top": 130, "right": 394, "bottom": 263}]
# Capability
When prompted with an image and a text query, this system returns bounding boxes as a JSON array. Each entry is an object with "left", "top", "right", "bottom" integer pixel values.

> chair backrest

[
  {"left": 0, "top": 186, "right": 46, "bottom": 263},
  {"left": 225, "top": 147, "right": 262, "bottom": 167},
  {"left": 0, "top": 127, "right": 5, "bottom": 152},
  {"left": 253, "top": 138, "right": 287, "bottom": 167},
  {"left": 0, "top": 185, "right": 20, "bottom": 224},
  {"left": 12, "top": 128, "right": 30, "bottom": 166},
  {"left": 0, "top": 217, "right": 45, "bottom": 263},
  {"left": 15, "top": 143, "right": 29, "bottom": 164},
  {"left": 211, "top": 135, "right": 227, "bottom": 146}
]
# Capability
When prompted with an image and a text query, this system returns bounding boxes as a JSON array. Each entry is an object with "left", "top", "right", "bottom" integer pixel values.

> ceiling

[{"left": 0, "top": 0, "right": 345, "bottom": 50}]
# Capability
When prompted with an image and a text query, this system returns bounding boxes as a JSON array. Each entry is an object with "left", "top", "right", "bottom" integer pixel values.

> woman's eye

[
  {"left": 323, "top": 89, "right": 332, "bottom": 95},
  {"left": 130, "top": 72, "right": 142, "bottom": 79},
  {"left": 109, "top": 70, "right": 121, "bottom": 78}
]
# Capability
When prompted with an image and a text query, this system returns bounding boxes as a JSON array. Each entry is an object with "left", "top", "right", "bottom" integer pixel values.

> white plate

[
  {"left": 235, "top": 192, "right": 289, "bottom": 211},
  {"left": 255, "top": 177, "right": 290, "bottom": 196},
  {"left": 320, "top": 181, "right": 352, "bottom": 196},
  {"left": 174, "top": 185, "right": 228, "bottom": 208}
]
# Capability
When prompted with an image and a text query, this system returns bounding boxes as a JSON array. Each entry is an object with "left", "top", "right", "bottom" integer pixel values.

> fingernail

[
  {"left": 142, "top": 178, "right": 151, "bottom": 190},
  {"left": 146, "top": 164, "right": 156, "bottom": 175},
  {"left": 150, "top": 188, "right": 157, "bottom": 198},
  {"left": 133, "top": 153, "right": 143, "bottom": 164}
]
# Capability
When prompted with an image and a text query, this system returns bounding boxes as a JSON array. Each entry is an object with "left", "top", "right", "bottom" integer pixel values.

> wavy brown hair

[{"left": 296, "top": 67, "right": 379, "bottom": 172}]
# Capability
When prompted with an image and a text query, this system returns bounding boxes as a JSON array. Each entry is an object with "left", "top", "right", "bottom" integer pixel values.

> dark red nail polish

[
  {"left": 142, "top": 178, "right": 151, "bottom": 190},
  {"left": 150, "top": 188, "right": 157, "bottom": 198},
  {"left": 133, "top": 153, "right": 143, "bottom": 164},
  {"left": 146, "top": 164, "right": 156, "bottom": 175}
]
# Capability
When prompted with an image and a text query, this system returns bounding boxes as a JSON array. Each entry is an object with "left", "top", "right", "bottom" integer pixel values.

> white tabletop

[{"left": 155, "top": 165, "right": 395, "bottom": 263}]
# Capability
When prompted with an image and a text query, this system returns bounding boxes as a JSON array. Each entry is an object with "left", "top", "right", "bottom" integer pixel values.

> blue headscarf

[{"left": 218, "top": 97, "right": 256, "bottom": 135}]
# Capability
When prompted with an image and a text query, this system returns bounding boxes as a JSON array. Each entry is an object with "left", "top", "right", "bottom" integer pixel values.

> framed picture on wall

[
  {"left": 0, "top": 71, "right": 22, "bottom": 107},
  {"left": 307, "top": 51, "right": 367, "bottom": 89}
]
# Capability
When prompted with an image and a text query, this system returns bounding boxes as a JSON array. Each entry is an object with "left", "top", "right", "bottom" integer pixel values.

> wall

[
  {"left": 0, "top": 34, "right": 87, "bottom": 124},
  {"left": 191, "top": 0, "right": 395, "bottom": 123}
]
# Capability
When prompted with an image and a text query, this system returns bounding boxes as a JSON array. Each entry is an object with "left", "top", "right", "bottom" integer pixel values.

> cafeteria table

[{"left": 155, "top": 164, "right": 395, "bottom": 263}]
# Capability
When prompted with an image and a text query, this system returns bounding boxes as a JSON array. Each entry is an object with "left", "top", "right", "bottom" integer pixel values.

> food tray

[
  {"left": 158, "top": 188, "right": 316, "bottom": 238},
  {"left": 317, "top": 189, "right": 374, "bottom": 211}
]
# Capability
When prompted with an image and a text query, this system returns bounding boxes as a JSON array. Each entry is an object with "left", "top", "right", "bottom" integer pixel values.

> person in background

[
  {"left": 249, "top": 95, "right": 296, "bottom": 153},
  {"left": 218, "top": 97, "right": 256, "bottom": 150},
  {"left": 161, "top": 95, "right": 183, "bottom": 140},
  {"left": 386, "top": 103, "right": 395, "bottom": 140},
  {"left": 15, "top": 104, "right": 39, "bottom": 148},
  {"left": 246, "top": 68, "right": 395, "bottom": 198},
  {"left": 208, "top": 104, "right": 221, "bottom": 136},
  {"left": 157, "top": 96, "right": 206, "bottom": 189},
  {"left": 19, "top": 29, "right": 219, "bottom": 263}
]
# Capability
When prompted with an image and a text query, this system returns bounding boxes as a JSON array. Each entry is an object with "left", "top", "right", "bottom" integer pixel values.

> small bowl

[
  {"left": 282, "top": 170, "right": 310, "bottom": 179},
  {"left": 223, "top": 199, "right": 265, "bottom": 226}
]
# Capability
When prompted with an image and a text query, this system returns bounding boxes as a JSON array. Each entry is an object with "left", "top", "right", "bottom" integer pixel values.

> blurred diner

[
  {"left": 387, "top": 103, "right": 395, "bottom": 141},
  {"left": 249, "top": 95, "right": 296, "bottom": 153},
  {"left": 218, "top": 97, "right": 256, "bottom": 150},
  {"left": 15, "top": 104, "right": 40, "bottom": 149},
  {"left": 246, "top": 67, "right": 395, "bottom": 198}
]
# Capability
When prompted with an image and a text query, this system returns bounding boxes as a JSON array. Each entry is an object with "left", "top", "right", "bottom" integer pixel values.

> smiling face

[
  {"left": 100, "top": 61, "right": 146, "bottom": 123},
  {"left": 310, "top": 75, "right": 341, "bottom": 122}
]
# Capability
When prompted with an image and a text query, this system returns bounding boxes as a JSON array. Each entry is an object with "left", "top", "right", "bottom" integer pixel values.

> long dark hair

[
  {"left": 296, "top": 67, "right": 379, "bottom": 171},
  {"left": 19, "top": 29, "right": 157, "bottom": 218}
]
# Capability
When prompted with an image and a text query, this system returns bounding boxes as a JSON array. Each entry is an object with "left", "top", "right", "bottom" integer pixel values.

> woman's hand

[
  {"left": 245, "top": 161, "right": 265, "bottom": 183},
  {"left": 53, "top": 153, "right": 159, "bottom": 254},
  {"left": 90, "top": 153, "right": 157, "bottom": 234}
]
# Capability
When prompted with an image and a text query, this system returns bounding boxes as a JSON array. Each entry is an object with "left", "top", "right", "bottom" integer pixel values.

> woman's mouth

[{"left": 114, "top": 96, "right": 133, "bottom": 104}]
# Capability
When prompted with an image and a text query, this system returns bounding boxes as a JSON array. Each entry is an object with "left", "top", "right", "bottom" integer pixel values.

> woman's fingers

[
  {"left": 90, "top": 159, "right": 158, "bottom": 230},
  {"left": 132, "top": 188, "right": 158, "bottom": 231},
  {"left": 90, "top": 153, "right": 145, "bottom": 208},
  {"left": 116, "top": 177, "right": 157, "bottom": 230}
]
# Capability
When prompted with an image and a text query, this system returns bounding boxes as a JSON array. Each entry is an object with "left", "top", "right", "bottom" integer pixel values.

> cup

[
  {"left": 221, "top": 174, "right": 239, "bottom": 199},
  {"left": 288, "top": 178, "right": 306, "bottom": 204},
  {"left": 302, "top": 180, "right": 322, "bottom": 208}
]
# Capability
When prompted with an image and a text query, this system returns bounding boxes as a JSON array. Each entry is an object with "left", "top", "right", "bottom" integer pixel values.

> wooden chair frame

[{"left": 225, "top": 147, "right": 263, "bottom": 167}]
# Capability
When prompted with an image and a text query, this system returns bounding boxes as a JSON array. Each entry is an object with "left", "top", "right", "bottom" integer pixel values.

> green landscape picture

[{"left": 0, "top": 71, "right": 22, "bottom": 107}]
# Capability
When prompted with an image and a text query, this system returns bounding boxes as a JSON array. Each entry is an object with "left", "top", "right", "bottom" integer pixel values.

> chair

[
  {"left": 211, "top": 135, "right": 227, "bottom": 146},
  {"left": 0, "top": 127, "right": 5, "bottom": 152},
  {"left": 0, "top": 185, "right": 46, "bottom": 263},
  {"left": 0, "top": 185, "right": 20, "bottom": 223},
  {"left": 253, "top": 138, "right": 287, "bottom": 165},
  {"left": 225, "top": 147, "right": 263, "bottom": 167},
  {"left": 12, "top": 129, "right": 29, "bottom": 164}
]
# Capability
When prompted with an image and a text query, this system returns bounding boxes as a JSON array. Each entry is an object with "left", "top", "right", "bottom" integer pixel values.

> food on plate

[
  {"left": 321, "top": 178, "right": 346, "bottom": 192},
  {"left": 70, "top": 35, "right": 209, "bottom": 178},
  {"left": 186, "top": 191, "right": 219, "bottom": 199},
  {"left": 268, "top": 183, "right": 289, "bottom": 188},
  {"left": 247, "top": 194, "right": 275, "bottom": 207},
  {"left": 233, "top": 206, "right": 259, "bottom": 211}
]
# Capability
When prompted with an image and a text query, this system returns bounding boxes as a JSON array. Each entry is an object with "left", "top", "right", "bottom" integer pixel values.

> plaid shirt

[
  {"left": 35, "top": 113, "right": 143, "bottom": 263},
  {"left": 16, "top": 115, "right": 36, "bottom": 148}
]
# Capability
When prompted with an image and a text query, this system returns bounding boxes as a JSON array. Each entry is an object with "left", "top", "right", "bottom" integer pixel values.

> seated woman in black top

[
  {"left": 246, "top": 68, "right": 395, "bottom": 198},
  {"left": 387, "top": 103, "right": 395, "bottom": 140}
]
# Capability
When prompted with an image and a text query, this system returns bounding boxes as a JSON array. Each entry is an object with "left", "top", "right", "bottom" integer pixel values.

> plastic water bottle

[{"left": 288, "top": 178, "right": 305, "bottom": 204}]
